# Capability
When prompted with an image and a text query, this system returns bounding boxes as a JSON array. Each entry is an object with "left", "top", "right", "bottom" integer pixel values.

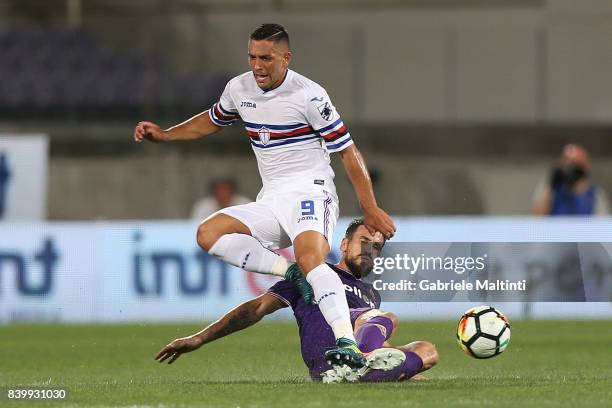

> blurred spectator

[
  {"left": 532, "top": 144, "right": 609, "bottom": 216},
  {"left": 191, "top": 178, "right": 251, "bottom": 221}
]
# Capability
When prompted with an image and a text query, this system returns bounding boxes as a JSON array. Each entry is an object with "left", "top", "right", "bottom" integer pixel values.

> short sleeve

[
  {"left": 304, "top": 88, "right": 353, "bottom": 153},
  {"left": 209, "top": 82, "right": 240, "bottom": 127},
  {"left": 267, "top": 279, "right": 300, "bottom": 307}
]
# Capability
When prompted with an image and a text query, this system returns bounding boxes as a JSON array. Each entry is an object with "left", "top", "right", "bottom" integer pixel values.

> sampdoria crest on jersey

[
  {"left": 317, "top": 102, "right": 333, "bottom": 121},
  {"left": 258, "top": 126, "right": 271, "bottom": 145}
]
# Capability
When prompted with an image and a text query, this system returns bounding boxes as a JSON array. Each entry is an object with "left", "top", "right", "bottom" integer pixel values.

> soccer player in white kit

[{"left": 134, "top": 24, "right": 396, "bottom": 368}]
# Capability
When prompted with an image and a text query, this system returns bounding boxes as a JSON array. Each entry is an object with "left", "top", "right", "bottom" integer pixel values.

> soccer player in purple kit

[{"left": 155, "top": 218, "right": 439, "bottom": 383}]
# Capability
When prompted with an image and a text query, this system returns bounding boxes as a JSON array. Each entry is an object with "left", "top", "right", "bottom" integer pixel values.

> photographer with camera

[{"left": 532, "top": 144, "right": 609, "bottom": 216}]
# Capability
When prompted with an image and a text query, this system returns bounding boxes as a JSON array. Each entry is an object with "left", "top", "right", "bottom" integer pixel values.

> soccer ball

[{"left": 456, "top": 305, "right": 511, "bottom": 359}]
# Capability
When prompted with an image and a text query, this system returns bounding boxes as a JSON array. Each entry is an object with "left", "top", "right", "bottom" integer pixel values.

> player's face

[
  {"left": 341, "top": 226, "right": 385, "bottom": 278},
  {"left": 248, "top": 39, "right": 291, "bottom": 91}
]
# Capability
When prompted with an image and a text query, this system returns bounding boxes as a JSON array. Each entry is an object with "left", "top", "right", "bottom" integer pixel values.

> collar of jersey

[
  {"left": 331, "top": 263, "right": 359, "bottom": 281},
  {"left": 260, "top": 69, "right": 293, "bottom": 95}
]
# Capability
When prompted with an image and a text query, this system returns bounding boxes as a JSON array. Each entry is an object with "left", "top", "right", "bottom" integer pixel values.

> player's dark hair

[
  {"left": 250, "top": 23, "right": 290, "bottom": 47},
  {"left": 344, "top": 217, "right": 365, "bottom": 240}
]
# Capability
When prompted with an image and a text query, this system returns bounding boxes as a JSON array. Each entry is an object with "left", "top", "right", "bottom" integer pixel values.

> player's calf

[
  {"left": 331, "top": 341, "right": 438, "bottom": 383},
  {"left": 398, "top": 341, "right": 439, "bottom": 371},
  {"left": 295, "top": 233, "right": 358, "bottom": 343},
  {"left": 199, "top": 214, "right": 289, "bottom": 276}
]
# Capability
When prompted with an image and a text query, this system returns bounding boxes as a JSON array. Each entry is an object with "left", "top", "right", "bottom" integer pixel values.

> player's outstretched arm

[
  {"left": 338, "top": 144, "right": 396, "bottom": 239},
  {"left": 154, "top": 293, "right": 286, "bottom": 364},
  {"left": 134, "top": 110, "right": 222, "bottom": 143}
]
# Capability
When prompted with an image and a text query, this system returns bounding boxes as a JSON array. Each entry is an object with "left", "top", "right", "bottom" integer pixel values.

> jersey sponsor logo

[
  {"left": 297, "top": 215, "right": 319, "bottom": 223},
  {"left": 310, "top": 96, "right": 324, "bottom": 102},
  {"left": 314, "top": 179, "right": 324, "bottom": 186},
  {"left": 344, "top": 283, "right": 376, "bottom": 308},
  {"left": 240, "top": 101, "right": 257, "bottom": 108},
  {"left": 258, "top": 127, "right": 271, "bottom": 145},
  {"left": 317, "top": 102, "right": 333, "bottom": 121}
]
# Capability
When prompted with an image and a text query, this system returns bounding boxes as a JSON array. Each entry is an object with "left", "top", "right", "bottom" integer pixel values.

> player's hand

[
  {"left": 154, "top": 336, "right": 202, "bottom": 364},
  {"left": 363, "top": 206, "right": 396, "bottom": 240},
  {"left": 134, "top": 121, "right": 167, "bottom": 143}
]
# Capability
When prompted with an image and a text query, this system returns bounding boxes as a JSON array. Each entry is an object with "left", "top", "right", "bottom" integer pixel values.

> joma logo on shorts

[
  {"left": 297, "top": 215, "right": 319, "bottom": 223},
  {"left": 241, "top": 101, "right": 257, "bottom": 108}
]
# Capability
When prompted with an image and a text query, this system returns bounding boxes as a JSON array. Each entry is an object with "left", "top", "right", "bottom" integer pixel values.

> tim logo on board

[
  {"left": 0, "top": 238, "right": 59, "bottom": 296},
  {"left": 0, "top": 152, "right": 10, "bottom": 218},
  {"left": 131, "top": 232, "right": 232, "bottom": 296}
]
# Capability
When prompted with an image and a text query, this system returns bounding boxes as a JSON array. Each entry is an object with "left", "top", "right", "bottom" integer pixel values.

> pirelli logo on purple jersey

[{"left": 344, "top": 284, "right": 377, "bottom": 308}]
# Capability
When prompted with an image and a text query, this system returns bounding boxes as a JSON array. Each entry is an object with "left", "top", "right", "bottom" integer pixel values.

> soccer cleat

[
  {"left": 322, "top": 348, "right": 406, "bottom": 383},
  {"left": 321, "top": 365, "right": 353, "bottom": 384},
  {"left": 352, "top": 347, "right": 406, "bottom": 381},
  {"left": 324, "top": 337, "right": 366, "bottom": 369},
  {"left": 342, "top": 348, "right": 407, "bottom": 383},
  {"left": 283, "top": 263, "right": 314, "bottom": 304}
]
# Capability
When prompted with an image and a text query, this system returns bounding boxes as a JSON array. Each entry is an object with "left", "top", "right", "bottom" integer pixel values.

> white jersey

[{"left": 208, "top": 69, "right": 353, "bottom": 197}]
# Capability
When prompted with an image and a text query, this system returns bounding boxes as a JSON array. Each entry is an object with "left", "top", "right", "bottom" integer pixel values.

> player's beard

[{"left": 345, "top": 253, "right": 374, "bottom": 279}]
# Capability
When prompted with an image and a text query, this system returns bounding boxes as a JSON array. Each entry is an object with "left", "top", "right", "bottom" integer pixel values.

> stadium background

[
  {"left": 1, "top": 1, "right": 611, "bottom": 406},
  {"left": 2, "top": 0, "right": 612, "bottom": 219}
]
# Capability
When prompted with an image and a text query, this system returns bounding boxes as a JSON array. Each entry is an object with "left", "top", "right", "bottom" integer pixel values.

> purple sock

[
  {"left": 355, "top": 316, "right": 394, "bottom": 352},
  {"left": 360, "top": 351, "right": 424, "bottom": 382}
]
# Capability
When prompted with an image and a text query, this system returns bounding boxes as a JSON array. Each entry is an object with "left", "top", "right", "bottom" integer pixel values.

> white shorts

[{"left": 217, "top": 188, "right": 339, "bottom": 250}]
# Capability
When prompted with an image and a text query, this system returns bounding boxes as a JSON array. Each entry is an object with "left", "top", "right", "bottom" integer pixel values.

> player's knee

[
  {"left": 379, "top": 311, "right": 399, "bottom": 331},
  {"left": 355, "top": 310, "right": 398, "bottom": 334},
  {"left": 296, "top": 252, "right": 325, "bottom": 274},
  {"left": 196, "top": 221, "right": 222, "bottom": 252},
  {"left": 428, "top": 343, "right": 440, "bottom": 369},
  {"left": 197, "top": 214, "right": 251, "bottom": 252}
]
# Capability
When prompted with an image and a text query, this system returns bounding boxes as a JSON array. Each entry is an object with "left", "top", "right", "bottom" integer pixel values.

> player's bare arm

[
  {"left": 154, "top": 293, "right": 285, "bottom": 364},
  {"left": 338, "top": 144, "right": 396, "bottom": 239},
  {"left": 133, "top": 110, "right": 222, "bottom": 143}
]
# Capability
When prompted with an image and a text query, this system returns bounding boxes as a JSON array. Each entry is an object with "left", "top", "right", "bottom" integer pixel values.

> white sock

[
  {"left": 306, "top": 263, "right": 356, "bottom": 342},
  {"left": 208, "top": 233, "right": 288, "bottom": 276}
]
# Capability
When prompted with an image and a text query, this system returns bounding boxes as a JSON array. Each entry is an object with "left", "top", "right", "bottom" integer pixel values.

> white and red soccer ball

[{"left": 457, "top": 305, "right": 511, "bottom": 359}]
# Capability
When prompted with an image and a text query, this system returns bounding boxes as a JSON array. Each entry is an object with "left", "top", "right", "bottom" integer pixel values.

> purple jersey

[{"left": 267, "top": 263, "right": 381, "bottom": 379}]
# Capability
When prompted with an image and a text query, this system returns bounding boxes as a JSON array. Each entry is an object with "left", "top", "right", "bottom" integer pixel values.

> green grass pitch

[{"left": 1, "top": 320, "right": 611, "bottom": 407}]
